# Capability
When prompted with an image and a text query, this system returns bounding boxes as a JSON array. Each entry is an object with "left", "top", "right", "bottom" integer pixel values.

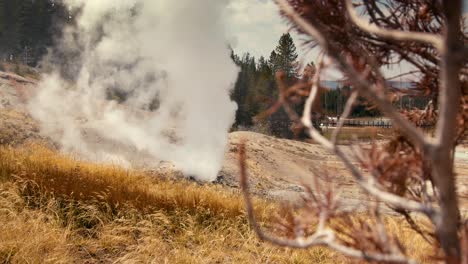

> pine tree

[
  {"left": 257, "top": 56, "right": 269, "bottom": 74},
  {"left": 268, "top": 50, "right": 278, "bottom": 74},
  {"left": 231, "top": 53, "right": 254, "bottom": 127},
  {"left": 231, "top": 52, "right": 277, "bottom": 128},
  {"left": 256, "top": 56, "right": 276, "bottom": 105},
  {"left": 263, "top": 34, "right": 300, "bottom": 138},
  {"left": 273, "top": 33, "right": 299, "bottom": 78},
  {"left": 243, "top": 55, "right": 261, "bottom": 125}
]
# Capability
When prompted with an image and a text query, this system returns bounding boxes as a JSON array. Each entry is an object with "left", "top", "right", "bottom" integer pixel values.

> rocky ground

[{"left": 1, "top": 70, "right": 467, "bottom": 213}]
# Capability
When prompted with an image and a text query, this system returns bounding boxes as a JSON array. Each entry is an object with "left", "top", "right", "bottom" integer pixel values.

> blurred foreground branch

[{"left": 239, "top": 0, "right": 467, "bottom": 263}]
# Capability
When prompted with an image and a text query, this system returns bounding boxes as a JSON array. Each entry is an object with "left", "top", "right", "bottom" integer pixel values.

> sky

[
  {"left": 225, "top": 0, "right": 288, "bottom": 59},
  {"left": 225, "top": 0, "right": 324, "bottom": 75},
  {"left": 225, "top": 0, "right": 468, "bottom": 80}
]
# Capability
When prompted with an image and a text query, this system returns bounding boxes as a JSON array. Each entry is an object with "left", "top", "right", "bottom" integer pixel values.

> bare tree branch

[
  {"left": 428, "top": 0, "right": 464, "bottom": 261},
  {"left": 386, "top": 71, "right": 420, "bottom": 81},
  {"left": 344, "top": 0, "right": 443, "bottom": 51},
  {"left": 241, "top": 0, "right": 465, "bottom": 262},
  {"left": 300, "top": 68, "right": 436, "bottom": 215},
  {"left": 276, "top": 0, "right": 432, "bottom": 152},
  {"left": 238, "top": 142, "right": 417, "bottom": 264},
  {"left": 331, "top": 90, "right": 359, "bottom": 144}
]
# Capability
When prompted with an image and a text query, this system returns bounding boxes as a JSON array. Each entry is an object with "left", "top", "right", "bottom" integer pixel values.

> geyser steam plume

[{"left": 28, "top": 0, "right": 239, "bottom": 181}]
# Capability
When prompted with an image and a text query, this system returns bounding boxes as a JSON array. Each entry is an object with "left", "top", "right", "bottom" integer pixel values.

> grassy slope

[{"left": 0, "top": 144, "right": 431, "bottom": 263}]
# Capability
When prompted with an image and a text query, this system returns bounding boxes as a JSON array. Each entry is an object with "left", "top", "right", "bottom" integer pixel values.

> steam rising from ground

[{"left": 28, "top": 0, "right": 238, "bottom": 181}]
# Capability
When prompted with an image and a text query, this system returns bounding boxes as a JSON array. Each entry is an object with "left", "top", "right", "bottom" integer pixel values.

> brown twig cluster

[{"left": 239, "top": 0, "right": 467, "bottom": 263}]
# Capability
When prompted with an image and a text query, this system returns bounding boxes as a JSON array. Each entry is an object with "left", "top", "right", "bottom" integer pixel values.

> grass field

[{"left": 0, "top": 144, "right": 433, "bottom": 263}]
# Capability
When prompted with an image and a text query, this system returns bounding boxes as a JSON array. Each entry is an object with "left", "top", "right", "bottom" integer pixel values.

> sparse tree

[
  {"left": 273, "top": 33, "right": 299, "bottom": 78},
  {"left": 240, "top": 0, "right": 467, "bottom": 263}
]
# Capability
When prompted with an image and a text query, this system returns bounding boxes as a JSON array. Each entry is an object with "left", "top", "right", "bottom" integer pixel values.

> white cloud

[{"left": 225, "top": 0, "right": 289, "bottom": 59}]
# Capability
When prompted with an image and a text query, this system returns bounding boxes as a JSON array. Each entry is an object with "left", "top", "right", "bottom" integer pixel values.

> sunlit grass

[
  {"left": 0, "top": 144, "right": 432, "bottom": 263},
  {"left": 0, "top": 143, "right": 248, "bottom": 217}
]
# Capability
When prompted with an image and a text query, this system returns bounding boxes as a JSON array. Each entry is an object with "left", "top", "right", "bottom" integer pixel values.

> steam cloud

[{"left": 28, "top": 0, "right": 238, "bottom": 181}]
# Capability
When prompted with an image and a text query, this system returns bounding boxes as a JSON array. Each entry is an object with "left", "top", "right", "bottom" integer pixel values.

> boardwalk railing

[{"left": 323, "top": 118, "right": 393, "bottom": 128}]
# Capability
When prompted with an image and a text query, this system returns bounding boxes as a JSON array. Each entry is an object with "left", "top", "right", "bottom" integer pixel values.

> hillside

[
  {"left": 1, "top": 70, "right": 467, "bottom": 210},
  {"left": 0, "top": 71, "right": 467, "bottom": 262},
  {"left": 2, "top": 69, "right": 468, "bottom": 202}
]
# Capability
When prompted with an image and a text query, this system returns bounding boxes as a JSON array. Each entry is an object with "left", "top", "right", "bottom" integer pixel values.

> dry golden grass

[
  {"left": 0, "top": 143, "right": 248, "bottom": 218},
  {"left": 0, "top": 183, "right": 74, "bottom": 263},
  {"left": 0, "top": 144, "right": 433, "bottom": 263}
]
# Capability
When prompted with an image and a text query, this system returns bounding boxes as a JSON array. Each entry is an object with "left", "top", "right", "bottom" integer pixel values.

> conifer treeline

[
  {"left": 231, "top": 33, "right": 302, "bottom": 138},
  {"left": 230, "top": 33, "right": 384, "bottom": 138},
  {"left": 0, "top": 0, "right": 67, "bottom": 65}
]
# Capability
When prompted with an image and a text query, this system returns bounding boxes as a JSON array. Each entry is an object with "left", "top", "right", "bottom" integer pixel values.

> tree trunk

[{"left": 432, "top": 0, "right": 464, "bottom": 262}]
